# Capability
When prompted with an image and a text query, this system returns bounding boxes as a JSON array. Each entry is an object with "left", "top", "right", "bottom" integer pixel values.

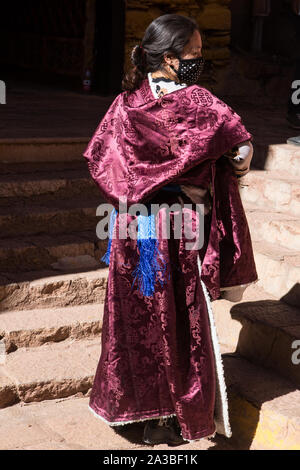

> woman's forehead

[{"left": 186, "top": 30, "right": 202, "bottom": 51}]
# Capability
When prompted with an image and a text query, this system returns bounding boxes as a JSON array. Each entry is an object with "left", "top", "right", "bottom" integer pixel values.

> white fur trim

[
  {"left": 88, "top": 405, "right": 177, "bottom": 426},
  {"left": 182, "top": 427, "right": 217, "bottom": 443},
  {"left": 197, "top": 254, "right": 232, "bottom": 438}
]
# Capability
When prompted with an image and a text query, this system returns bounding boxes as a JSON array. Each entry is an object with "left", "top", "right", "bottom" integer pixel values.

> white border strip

[
  {"left": 88, "top": 405, "right": 177, "bottom": 427},
  {"left": 197, "top": 254, "right": 232, "bottom": 438}
]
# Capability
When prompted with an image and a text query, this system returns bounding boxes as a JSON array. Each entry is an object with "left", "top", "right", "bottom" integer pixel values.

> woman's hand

[
  {"left": 223, "top": 146, "right": 239, "bottom": 159},
  {"left": 224, "top": 140, "right": 253, "bottom": 177}
]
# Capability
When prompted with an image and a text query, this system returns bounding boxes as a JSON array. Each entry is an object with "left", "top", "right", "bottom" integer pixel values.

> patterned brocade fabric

[
  {"left": 148, "top": 72, "right": 252, "bottom": 179},
  {"left": 147, "top": 72, "right": 214, "bottom": 218}
]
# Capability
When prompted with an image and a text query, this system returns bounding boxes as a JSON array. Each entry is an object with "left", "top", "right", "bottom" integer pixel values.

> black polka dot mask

[{"left": 170, "top": 56, "right": 205, "bottom": 84}]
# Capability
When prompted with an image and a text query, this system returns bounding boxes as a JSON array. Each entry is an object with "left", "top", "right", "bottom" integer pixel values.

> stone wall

[{"left": 124, "top": 0, "right": 232, "bottom": 93}]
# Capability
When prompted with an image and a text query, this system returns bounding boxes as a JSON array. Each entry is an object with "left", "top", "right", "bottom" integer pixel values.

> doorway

[{"left": 92, "top": 0, "right": 126, "bottom": 95}]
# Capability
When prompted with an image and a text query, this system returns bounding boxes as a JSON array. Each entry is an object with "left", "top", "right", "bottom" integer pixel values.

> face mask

[{"left": 170, "top": 56, "right": 205, "bottom": 84}]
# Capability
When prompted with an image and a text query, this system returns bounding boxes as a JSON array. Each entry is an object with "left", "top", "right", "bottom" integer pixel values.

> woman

[{"left": 83, "top": 14, "right": 257, "bottom": 446}]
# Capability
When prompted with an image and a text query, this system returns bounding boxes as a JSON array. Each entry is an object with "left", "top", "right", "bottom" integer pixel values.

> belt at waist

[{"left": 161, "top": 184, "right": 182, "bottom": 193}]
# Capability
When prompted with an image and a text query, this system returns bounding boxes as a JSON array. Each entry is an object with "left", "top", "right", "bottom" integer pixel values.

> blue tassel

[
  {"left": 101, "top": 207, "right": 118, "bottom": 265},
  {"left": 101, "top": 206, "right": 167, "bottom": 297},
  {"left": 131, "top": 211, "right": 167, "bottom": 297}
]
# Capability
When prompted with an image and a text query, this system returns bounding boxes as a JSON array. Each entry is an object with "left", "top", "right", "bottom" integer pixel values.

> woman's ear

[{"left": 163, "top": 51, "right": 176, "bottom": 66}]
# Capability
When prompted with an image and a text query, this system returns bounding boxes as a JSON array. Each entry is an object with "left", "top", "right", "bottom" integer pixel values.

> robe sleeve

[{"left": 216, "top": 98, "right": 253, "bottom": 154}]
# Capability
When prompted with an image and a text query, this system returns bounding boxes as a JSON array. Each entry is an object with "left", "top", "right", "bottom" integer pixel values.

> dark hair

[{"left": 122, "top": 14, "right": 199, "bottom": 92}]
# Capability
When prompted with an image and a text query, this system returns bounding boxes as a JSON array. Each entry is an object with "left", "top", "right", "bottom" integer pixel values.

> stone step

[
  {"left": 0, "top": 337, "right": 101, "bottom": 406},
  {"left": 0, "top": 161, "right": 87, "bottom": 176},
  {"left": 225, "top": 354, "right": 300, "bottom": 450},
  {"left": 0, "top": 273, "right": 283, "bottom": 358},
  {"left": 0, "top": 303, "right": 104, "bottom": 354},
  {"left": 0, "top": 137, "right": 89, "bottom": 163},
  {"left": 230, "top": 299, "right": 300, "bottom": 389},
  {"left": 1, "top": 237, "right": 297, "bottom": 312},
  {"left": 0, "top": 196, "right": 104, "bottom": 238},
  {"left": 0, "top": 231, "right": 108, "bottom": 272},
  {"left": 0, "top": 396, "right": 234, "bottom": 450},
  {"left": 0, "top": 267, "right": 109, "bottom": 312},
  {"left": 252, "top": 240, "right": 300, "bottom": 299},
  {"left": 245, "top": 204, "right": 300, "bottom": 251},
  {"left": 215, "top": 283, "right": 300, "bottom": 388},
  {"left": 1, "top": 341, "right": 299, "bottom": 449},
  {"left": 213, "top": 284, "right": 275, "bottom": 353},
  {"left": 240, "top": 169, "right": 300, "bottom": 217},
  {"left": 0, "top": 160, "right": 99, "bottom": 200},
  {"left": 252, "top": 143, "right": 300, "bottom": 177}
]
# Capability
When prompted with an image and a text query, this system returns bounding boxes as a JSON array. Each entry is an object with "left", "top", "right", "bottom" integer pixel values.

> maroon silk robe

[{"left": 83, "top": 77, "right": 258, "bottom": 442}]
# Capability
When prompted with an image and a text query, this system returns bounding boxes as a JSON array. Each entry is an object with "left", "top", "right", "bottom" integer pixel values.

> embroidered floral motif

[
  {"left": 196, "top": 108, "right": 219, "bottom": 131},
  {"left": 191, "top": 88, "right": 213, "bottom": 107},
  {"left": 90, "top": 138, "right": 104, "bottom": 161},
  {"left": 123, "top": 118, "right": 136, "bottom": 137},
  {"left": 155, "top": 109, "right": 178, "bottom": 130},
  {"left": 181, "top": 95, "right": 192, "bottom": 110}
]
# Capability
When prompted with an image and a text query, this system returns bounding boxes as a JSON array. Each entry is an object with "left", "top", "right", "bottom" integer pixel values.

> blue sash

[{"left": 101, "top": 184, "right": 181, "bottom": 296}]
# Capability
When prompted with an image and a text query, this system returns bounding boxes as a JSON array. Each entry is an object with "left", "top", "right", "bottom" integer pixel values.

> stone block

[
  {"left": 126, "top": 8, "right": 162, "bottom": 39},
  {"left": 203, "top": 46, "right": 230, "bottom": 60},
  {"left": 3, "top": 338, "right": 101, "bottom": 404},
  {"left": 0, "top": 370, "right": 19, "bottom": 408},
  {"left": 196, "top": 4, "right": 231, "bottom": 30},
  {"left": 206, "top": 33, "right": 230, "bottom": 47}
]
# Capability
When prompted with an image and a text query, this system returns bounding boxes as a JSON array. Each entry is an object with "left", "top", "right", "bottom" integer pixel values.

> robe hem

[
  {"left": 89, "top": 405, "right": 217, "bottom": 442},
  {"left": 220, "top": 279, "right": 258, "bottom": 291},
  {"left": 182, "top": 425, "right": 217, "bottom": 443},
  {"left": 88, "top": 404, "right": 177, "bottom": 426}
]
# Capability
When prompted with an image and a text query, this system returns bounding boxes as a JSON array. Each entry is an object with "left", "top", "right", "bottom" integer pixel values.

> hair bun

[{"left": 131, "top": 44, "right": 144, "bottom": 66}]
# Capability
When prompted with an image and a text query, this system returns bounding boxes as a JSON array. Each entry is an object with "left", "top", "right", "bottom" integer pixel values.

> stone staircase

[
  {"left": 0, "top": 144, "right": 299, "bottom": 450},
  {"left": 212, "top": 142, "right": 300, "bottom": 449}
]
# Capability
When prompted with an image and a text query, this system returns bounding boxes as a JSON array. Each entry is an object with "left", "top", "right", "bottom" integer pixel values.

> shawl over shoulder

[{"left": 83, "top": 77, "right": 257, "bottom": 299}]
